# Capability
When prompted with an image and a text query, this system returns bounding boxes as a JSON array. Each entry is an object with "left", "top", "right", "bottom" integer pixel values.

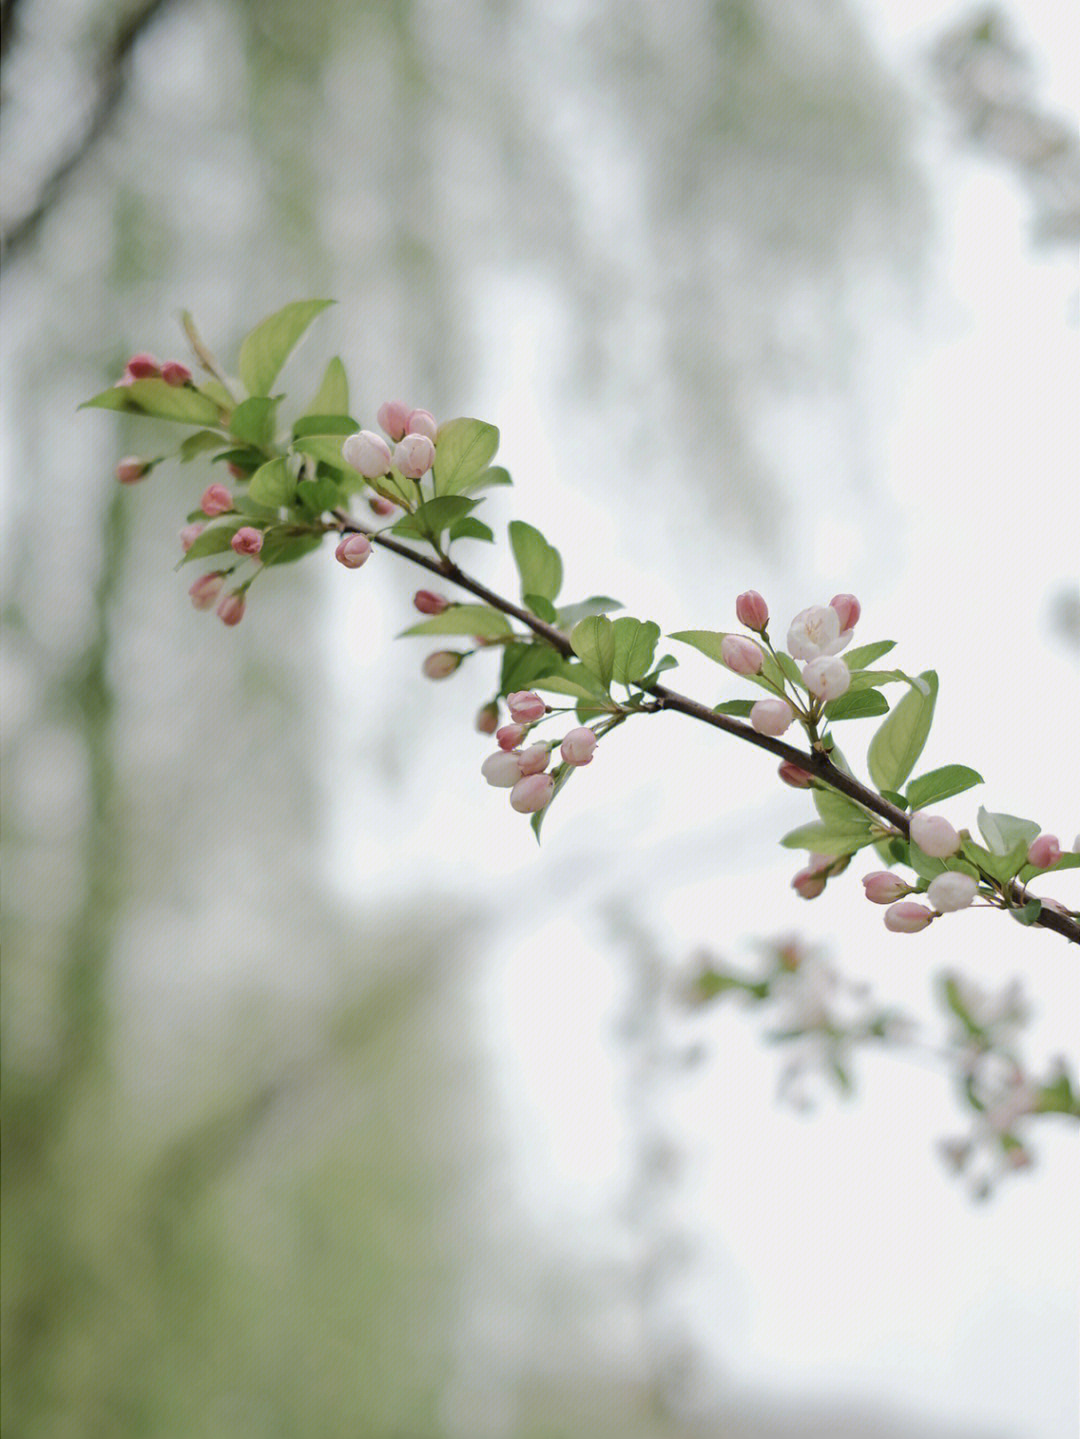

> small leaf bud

[
  {"left": 376, "top": 401, "right": 411, "bottom": 442},
  {"left": 909, "top": 812, "right": 961, "bottom": 859},
  {"left": 927, "top": 871, "right": 979, "bottom": 912},
  {"left": 334, "top": 533, "right": 372, "bottom": 568},
  {"left": 560, "top": 727, "right": 598, "bottom": 766},
  {"left": 342, "top": 430, "right": 394, "bottom": 479},
  {"left": 750, "top": 698, "right": 793, "bottom": 736},
  {"left": 405, "top": 408, "right": 438, "bottom": 441},
  {"left": 509, "top": 772, "right": 555, "bottom": 814},
  {"left": 230, "top": 526, "right": 264, "bottom": 557},
  {"left": 1027, "top": 834, "right": 1061, "bottom": 869},
  {"left": 719, "top": 634, "right": 764, "bottom": 675},
  {"left": 414, "top": 590, "right": 449, "bottom": 615},
  {"left": 481, "top": 750, "right": 524, "bottom": 787},
  {"left": 117, "top": 456, "right": 151, "bottom": 484},
  {"left": 216, "top": 590, "right": 246, "bottom": 626},
  {"left": 884, "top": 900, "right": 934, "bottom": 933},
  {"left": 735, "top": 590, "right": 769, "bottom": 631},
  {"left": 395, "top": 433, "right": 436, "bottom": 480},
  {"left": 161, "top": 360, "right": 192, "bottom": 386},
  {"left": 200, "top": 483, "right": 234, "bottom": 516},
  {"left": 862, "top": 871, "right": 910, "bottom": 904},
  {"left": 422, "top": 650, "right": 462, "bottom": 679},
  {"left": 801, "top": 655, "right": 851, "bottom": 700},
  {"left": 188, "top": 572, "right": 225, "bottom": 610}
]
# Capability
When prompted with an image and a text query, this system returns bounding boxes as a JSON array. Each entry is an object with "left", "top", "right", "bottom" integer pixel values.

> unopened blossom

[
  {"left": 786, "top": 605, "right": 849, "bottom": 661},
  {"left": 802, "top": 655, "right": 851, "bottom": 701},
  {"left": 216, "top": 591, "right": 246, "bottom": 626},
  {"left": 369, "top": 495, "right": 398, "bottom": 517},
  {"left": 497, "top": 723, "right": 527, "bottom": 751},
  {"left": 862, "top": 871, "right": 909, "bottom": 904},
  {"left": 124, "top": 352, "right": 160, "bottom": 379},
  {"left": 909, "top": 811, "right": 961, "bottom": 858},
  {"left": 188, "top": 572, "right": 225, "bottom": 610},
  {"left": 226, "top": 462, "right": 248, "bottom": 481},
  {"left": 829, "top": 593, "right": 861, "bottom": 634},
  {"left": 200, "top": 483, "right": 233, "bottom": 516},
  {"left": 927, "top": 871, "right": 979, "bottom": 912},
  {"left": 884, "top": 900, "right": 934, "bottom": 933},
  {"left": 475, "top": 702, "right": 499, "bottom": 736},
  {"left": 161, "top": 360, "right": 192, "bottom": 386},
  {"left": 735, "top": 590, "right": 769, "bottom": 631},
  {"left": 405, "top": 408, "right": 438, "bottom": 441},
  {"left": 481, "top": 750, "right": 524, "bottom": 787},
  {"left": 792, "top": 866, "right": 828, "bottom": 900},
  {"left": 377, "top": 400, "right": 411, "bottom": 441},
  {"left": 517, "top": 743, "right": 551, "bottom": 776},
  {"left": 560, "top": 727, "right": 598, "bottom": 766},
  {"left": 230, "top": 526, "right": 264, "bottom": 557},
  {"left": 342, "top": 429, "right": 393, "bottom": 479},
  {"left": 334, "top": 533, "right": 372, "bottom": 568},
  {"left": 395, "top": 433, "right": 436, "bottom": 479},
  {"left": 778, "top": 761, "right": 813, "bottom": 788},
  {"left": 117, "top": 456, "right": 150, "bottom": 484},
  {"left": 1027, "top": 834, "right": 1061, "bottom": 869},
  {"left": 413, "top": 590, "right": 449, "bottom": 615},
  {"left": 510, "top": 772, "right": 555, "bottom": 814},
  {"left": 750, "top": 698, "right": 793, "bottom": 736},
  {"left": 180, "top": 522, "right": 205, "bottom": 553},
  {"left": 422, "top": 650, "right": 462, "bottom": 679},
  {"left": 720, "top": 634, "right": 763, "bottom": 675},
  {"left": 507, "top": 691, "right": 546, "bottom": 723}
]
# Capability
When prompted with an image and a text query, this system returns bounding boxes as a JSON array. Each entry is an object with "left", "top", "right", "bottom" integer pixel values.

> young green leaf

[
  {"left": 843, "top": 640, "right": 896, "bottom": 668},
  {"left": 1017, "top": 852, "right": 1080, "bottom": 882},
  {"left": 178, "top": 522, "right": 244, "bottom": 563},
  {"left": 530, "top": 762, "right": 575, "bottom": 843},
  {"left": 611, "top": 617, "right": 660, "bottom": 685},
  {"left": 294, "top": 476, "right": 341, "bottom": 515},
  {"left": 813, "top": 787, "right": 873, "bottom": 829},
  {"left": 431, "top": 418, "right": 500, "bottom": 494},
  {"left": 179, "top": 429, "right": 228, "bottom": 461},
  {"left": 500, "top": 642, "right": 561, "bottom": 695},
  {"left": 531, "top": 673, "right": 609, "bottom": 701},
  {"left": 447, "top": 516, "right": 495, "bottom": 544},
  {"left": 306, "top": 356, "right": 349, "bottom": 417},
  {"left": 774, "top": 652, "right": 804, "bottom": 690},
  {"left": 906, "top": 765, "right": 983, "bottom": 811},
  {"left": 523, "top": 594, "right": 559, "bottom": 624},
  {"left": 230, "top": 396, "right": 278, "bottom": 448},
  {"left": 570, "top": 615, "right": 615, "bottom": 690},
  {"left": 668, "top": 630, "right": 727, "bottom": 663},
  {"left": 292, "top": 413, "right": 357, "bottom": 439},
  {"left": 866, "top": 670, "right": 938, "bottom": 793},
  {"left": 292, "top": 434, "right": 348, "bottom": 469},
  {"left": 248, "top": 457, "right": 295, "bottom": 507},
  {"left": 454, "top": 465, "right": 512, "bottom": 495},
  {"left": 977, "top": 807, "right": 1041, "bottom": 856},
  {"left": 713, "top": 699, "right": 755, "bottom": 717},
  {"left": 509, "top": 521, "right": 563, "bottom": 603},
  {"left": 780, "top": 821, "right": 874, "bottom": 856},
  {"left": 238, "top": 299, "right": 333, "bottom": 397},
  {"left": 557, "top": 596, "right": 623, "bottom": 627},
  {"left": 823, "top": 689, "right": 889, "bottom": 721},
  {"left": 1009, "top": 898, "right": 1043, "bottom": 926},
  {"left": 82, "top": 377, "right": 223, "bottom": 426},
  {"left": 260, "top": 533, "right": 324, "bottom": 566},
  {"left": 400, "top": 605, "right": 512, "bottom": 639},
  {"left": 392, "top": 496, "right": 477, "bottom": 542}
]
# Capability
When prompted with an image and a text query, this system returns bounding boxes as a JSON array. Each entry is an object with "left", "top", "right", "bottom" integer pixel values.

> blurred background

[{"left": 2, "top": 0, "right": 1078, "bottom": 1435}]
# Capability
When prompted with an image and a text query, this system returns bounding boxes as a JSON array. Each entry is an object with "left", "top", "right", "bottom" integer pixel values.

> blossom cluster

[{"left": 480, "top": 690, "right": 599, "bottom": 815}]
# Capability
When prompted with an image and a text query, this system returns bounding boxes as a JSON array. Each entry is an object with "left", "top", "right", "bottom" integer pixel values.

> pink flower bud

[
  {"left": 216, "top": 590, "right": 246, "bottom": 626},
  {"left": 507, "top": 691, "right": 547, "bottom": 723},
  {"left": 778, "top": 761, "right": 813, "bottom": 788},
  {"left": 180, "top": 522, "right": 205, "bottom": 552},
  {"left": 518, "top": 743, "right": 551, "bottom": 776},
  {"left": 116, "top": 456, "right": 150, "bottom": 484},
  {"left": 884, "top": 901, "right": 934, "bottom": 933},
  {"left": 482, "top": 750, "right": 525, "bottom": 787},
  {"left": 342, "top": 430, "right": 394, "bottom": 479},
  {"left": 476, "top": 702, "right": 500, "bottom": 736},
  {"left": 395, "top": 433, "right": 436, "bottom": 480},
  {"left": 735, "top": 590, "right": 769, "bottom": 631},
  {"left": 560, "top": 727, "right": 598, "bottom": 766},
  {"left": 405, "top": 408, "right": 438, "bottom": 441},
  {"left": 200, "top": 483, "right": 233, "bottom": 516},
  {"left": 422, "top": 650, "right": 462, "bottom": 680},
  {"left": 226, "top": 462, "right": 248, "bottom": 481},
  {"left": 369, "top": 496, "right": 398, "bottom": 517},
  {"left": 750, "top": 698, "right": 794, "bottom": 736},
  {"left": 161, "top": 360, "right": 192, "bottom": 386},
  {"left": 829, "top": 593, "right": 861, "bottom": 633},
  {"left": 720, "top": 634, "right": 764, "bottom": 675},
  {"left": 497, "top": 723, "right": 528, "bottom": 751},
  {"left": 801, "top": 654, "right": 851, "bottom": 701},
  {"left": 188, "top": 572, "right": 225, "bottom": 610},
  {"left": 792, "top": 866, "right": 827, "bottom": 900},
  {"left": 413, "top": 590, "right": 449, "bottom": 615},
  {"left": 125, "top": 352, "right": 160, "bottom": 379},
  {"left": 376, "top": 401, "right": 411, "bottom": 442},
  {"left": 334, "top": 533, "right": 372, "bottom": 568},
  {"left": 909, "top": 812, "right": 961, "bottom": 859},
  {"left": 509, "top": 772, "right": 555, "bottom": 814},
  {"left": 229, "top": 526, "right": 264, "bottom": 557},
  {"left": 863, "top": 871, "right": 910, "bottom": 904},
  {"left": 927, "top": 872, "right": 979, "bottom": 912},
  {"left": 1027, "top": 834, "right": 1061, "bottom": 869}
]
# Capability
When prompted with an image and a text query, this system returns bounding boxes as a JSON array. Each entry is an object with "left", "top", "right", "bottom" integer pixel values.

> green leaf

[
  {"left": 1018, "top": 852, "right": 1080, "bottom": 882},
  {"left": 179, "top": 522, "right": 244, "bottom": 563},
  {"left": 292, "top": 434, "right": 348, "bottom": 469},
  {"left": 238, "top": 299, "right": 333, "bottom": 397},
  {"left": 880, "top": 790, "right": 908, "bottom": 810},
  {"left": 611, "top": 617, "right": 660, "bottom": 685},
  {"left": 824, "top": 689, "right": 889, "bottom": 721},
  {"left": 292, "top": 413, "right": 356, "bottom": 439},
  {"left": 454, "top": 464, "right": 512, "bottom": 495},
  {"left": 977, "top": 807, "right": 1041, "bottom": 856},
  {"left": 570, "top": 615, "right": 615, "bottom": 690},
  {"left": 212, "top": 447, "right": 264, "bottom": 471},
  {"left": 1009, "top": 898, "right": 1043, "bottom": 926},
  {"left": 230, "top": 396, "right": 278, "bottom": 447},
  {"left": 523, "top": 593, "right": 559, "bottom": 624},
  {"left": 401, "top": 605, "right": 512, "bottom": 639},
  {"left": 82, "top": 378, "right": 224, "bottom": 426},
  {"left": 557, "top": 596, "right": 623, "bottom": 627},
  {"left": 432, "top": 418, "right": 500, "bottom": 494},
  {"left": 906, "top": 765, "right": 983, "bottom": 811},
  {"left": 713, "top": 699, "right": 755, "bottom": 717},
  {"left": 392, "top": 496, "right": 477, "bottom": 542},
  {"left": 867, "top": 671, "right": 938, "bottom": 792},
  {"left": 448, "top": 516, "right": 494, "bottom": 543},
  {"left": 306, "top": 357, "right": 349, "bottom": 417},
  {"left": 847, "top": 668, "right": 909, "bottom": 691},
  {"left": 179, "top": 429, "right": 228, "bottom": 461},
  {"left": 509, "top": 521, "right": 563, "bottom": 603},
  {"left": 248, "top": 457, "right": 295, "bottom": 507},
  {"left": 233, "top": 495, "right": 280, "bottom": 521},
  {"left": 531, "top": 674, "right": 608, "bottom": 701},
  {"left": 844, "top": 640, "right": 896, "bottom": 668},
  {"left": 774, "top": 652, "right": 804, "bottom": 690},
  {"left": 294, "top": 476, "right": 341, "bottom": 515},
  {"left": 813, "top": 787, "right": 873, "bottom": 829},
  {"left": 669, "top": 630, "right": 727, "bottom": 663},
  {"left": 640, "top": 654, "right": 678, "bottom": 686},
  {"left": 960, "top": 835, "right": 1030, "bottom": 885},
  {"left": 260, "top": 532, "right": 324, "bottom": 566},
  {"left": 780, "top": 821, "right": 874, "bottom": 856},
  {"left": 500, "top": 642, "right": 561, "bottom": 695},
  {"left": 531, "top": 761, "right": 575, "bottom": 843}
]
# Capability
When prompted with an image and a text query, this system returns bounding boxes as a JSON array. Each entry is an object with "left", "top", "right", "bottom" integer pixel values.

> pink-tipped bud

[
  {"left": 342, "top": 430, "right": 393, "bottom": 479},
  {"left": 884, "top": 901, "right": 934, "bottom": 933},
  {"left": 334, "top": 533, "right": 372, "bottom": 568},
  {"left": 200, "top": 483, "right": 233, "bottom": 516},
  {"left": 180, "top": 522, "right": 205, "bottom": 553},
  {"left": 476, "top": 702, "right": 500, "bottom": 736},
  {"left": 188, "top": 572, "right": 225, "bottom": 610},
  {"left": 829, "top": 594, "right": 861, "bottom": 633},
  {"left": 720, "top": 634, "right": 764, "bottom": 676},
  {"left": 1027, "top": 834, "right": 1061, "bottom": 869},
  {"left": 481, "top": 750, "right": 524, "bottom": 788},
  {"left": 161, "top": 360, "right": 192, "bottom": 386},
  {"left": 216, "top": 590, "right": 246, "bottom": 626},
  {"left": 497, "top": 723, "right": 528, "bottom": 751},
  {"left": 369, "top": 496, "right": 397, "bottom": 517},
  {"left": 405, "top": 408, "right": 438, "bottom": 441},
  {"left": 509, "top": 772, "right": 555, "bottom": 814},
  {"left": 518, "top": 743, "right": 551, "bottom": 776},
  {"left": 226, "top": 462, "right": 248, "bottom": 481},
  {"left": 927, "top": 872, "right": 979, "bottom": 912},
  {"left": 909, "top": 811, "right": 961, "bottom": 859},
  {"left": 376, "top": 401, "right": 411, "bottom": 442},
  {"left": 116, "top": 456, "right": 150, "bottom": 484},
  {"left": 735, "top": 590, "right": 769, "bottom": 631},
  {"left": 395, "top": 433, "right": 436, "bottom": 480},
  {"left": 560, "top": 727, "right": 598, "bottom": 766},
  {"left": 862, "top": 871, "right": 910, "bottom": 904},
  {"left": 422, "top": 650, "right": 462, "bottom": 680},
  {"left": 125, "top": 352, "right": 160, "bottom": 379},
  {"left": 507, "top": 691, "right": 547, "bottom": 723},
  {"left": 778, "top": 761, "right": 813, "bottom": 788},
  {"left": 230, "top": 526, "right": 264, "bottom": 557},
  {"left": 802, "top": 655, "right": 851, "bottom": 701},
  {"left": 750, "top": 698, "right": 794, "bottom": 736},
  {"left": 792, "top": 866, "right": 827, "bottom": 900},
  {"left": 413, "top": 590, "right": 449, "bottom": 615}
]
